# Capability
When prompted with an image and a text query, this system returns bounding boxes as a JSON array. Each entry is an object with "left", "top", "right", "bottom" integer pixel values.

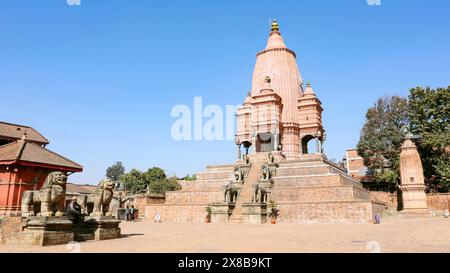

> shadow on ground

[{"left": 121, "top": 233, "right": 145, "bottom": 238}]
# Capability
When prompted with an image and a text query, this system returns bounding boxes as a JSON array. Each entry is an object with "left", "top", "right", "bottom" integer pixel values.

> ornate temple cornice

[{"left": 257, "top": 47, "right": 296, "bottom": 58}]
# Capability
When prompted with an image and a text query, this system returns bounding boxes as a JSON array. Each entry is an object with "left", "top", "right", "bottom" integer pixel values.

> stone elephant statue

[
  {"left": 223, "top": 183, "right": 239, "bottom": 203},
  {"left": 252, "top": 183, "right": 268, "bottom": 203}
]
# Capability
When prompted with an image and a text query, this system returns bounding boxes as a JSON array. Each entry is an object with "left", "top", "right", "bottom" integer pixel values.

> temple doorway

[
  {"left": 242, "top": 141, "right": 252, "bottom": 155},
  {"left": 256, "top": 133, "right": 274, "bottom": 152},
  {"left": 301, "top": 135, "right": 316, "bottom": 154}
]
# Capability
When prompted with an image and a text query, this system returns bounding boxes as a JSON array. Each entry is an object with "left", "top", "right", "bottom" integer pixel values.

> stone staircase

[{"left": 229, "top": 155, "right": 266, "bottom": 223}]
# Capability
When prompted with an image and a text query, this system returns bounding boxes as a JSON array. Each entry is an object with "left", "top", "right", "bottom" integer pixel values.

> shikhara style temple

[
  {"left": 236, "top": 20, "right": 324, "bottom": 159},
  {"left": 145, "top": 21, "right": 385, "bottom": 224},
  {"left": 0, "top": 121, "right": 83, "bottom": 216}
]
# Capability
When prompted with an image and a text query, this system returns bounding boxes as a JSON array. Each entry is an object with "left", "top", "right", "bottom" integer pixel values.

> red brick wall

[
  {"left": 370, "top": 191, "right": 450, "bottom": 211},
  {"left": 0, "top": 165, "right": 54, "bottom": 215},
  {"left": 345, "top": 149, "right": 368, "bottom": 181},
  {"left": 132, "top": 195, "right": 165, "bottom": 218},
  {"left": 427, "top": 194, "right": 450, "bottom": 210}
]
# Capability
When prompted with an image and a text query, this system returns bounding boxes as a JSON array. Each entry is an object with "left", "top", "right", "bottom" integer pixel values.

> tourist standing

[
  {"left": 125, "top": 205, "right": 130, "bottom": 221},
  {"left": 130, "top": 205, "right": 136, "bottom": 222}
]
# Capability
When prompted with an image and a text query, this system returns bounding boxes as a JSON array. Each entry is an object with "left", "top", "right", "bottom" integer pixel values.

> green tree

[
  {"left": 106, "top": 161, "right": 125, "bottom": 182},
  {"left": 121, "top": 169, "right": 147, "bottom": 194},
  {"left": 408, "top": 86, "right": 450, "bottom": 192},
  {"left": 120, "top": 167, "right": 181, "bottom": 195},
  {"left": 147, "top": 175, "right": 182, "bottom": 194},
  {"left": 357, "top": 96, "right": 409, "bottom": 185},
  {"left": 183, "top": 174, "right": 197, "bottom": 181}
]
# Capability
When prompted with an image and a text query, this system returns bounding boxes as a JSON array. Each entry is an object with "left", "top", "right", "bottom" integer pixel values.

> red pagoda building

[{"left": 0, "top": 121, "right": 83, "bottom": 216}]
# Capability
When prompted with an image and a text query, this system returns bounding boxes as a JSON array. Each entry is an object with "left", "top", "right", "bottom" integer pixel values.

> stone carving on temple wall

[
  {"left": 79, "top": 179, "right": 115, "bottom": 217},
  {"left": 260, "top": 165, "right": 272, "bottom": 180},
  {"left": 21, "top": 171, "right": 68, "bottom": 217},
  {"left": 268, "top": 153, "right": 275, "bottom": 163}
]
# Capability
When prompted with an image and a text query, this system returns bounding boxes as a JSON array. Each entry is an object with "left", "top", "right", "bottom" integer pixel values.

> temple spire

[
  {"left": 266, "top": 19, "right": 286, "bottom": 49},
  {"left": 304, "top": 81, "right": 316, "bottom": 96},
  {"left": 271, "top": 19, "right": 279, "bottom": 32}
]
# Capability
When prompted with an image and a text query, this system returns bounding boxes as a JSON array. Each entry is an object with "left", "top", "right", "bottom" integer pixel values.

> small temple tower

[
  {"left": 298, "top": 82, "right": 324, "bottom": 155},
  {"left": 236, "top": 20, "right": 324, "bottom": 160},
  {"left": 398, "top": 135, "right": 428, "bottom": 214}
]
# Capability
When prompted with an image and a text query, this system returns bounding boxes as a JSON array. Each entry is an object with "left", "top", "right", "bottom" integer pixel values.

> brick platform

[{"left": 145, "top": 154, "right": 383, "bottom": 224}]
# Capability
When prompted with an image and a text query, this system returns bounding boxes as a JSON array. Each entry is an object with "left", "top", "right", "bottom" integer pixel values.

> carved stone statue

[
  {"left": 234, "top": 167, "right": 244, "bottom": 182},
  {"left": 242, "top": 154, "right": 250, "bottom": 164},
  {"left": 21, "top": 171, "right": 68, "bottom": 217},
  {"left": 79, "top": 179, "right": 115, "bottom": 217},
  {"left": 260, "top": 165, "right": 272, "bottom": 180},
  {"left": 252, "top": 183, "right": 268, "bottom": 203},
  {"left": 223, "top": 183, "right": 239, "bottom": 203},
  {"left": 268, "top": 153, "right": 275, "bottom": 163}
]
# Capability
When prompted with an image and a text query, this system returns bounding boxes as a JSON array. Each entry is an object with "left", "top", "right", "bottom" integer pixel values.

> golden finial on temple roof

[
  {"left": 306, "top": 81, "right": 311, "bottom": 88},
  {"left": 271, "top": 19, "right": 279, "bottom": 32}
]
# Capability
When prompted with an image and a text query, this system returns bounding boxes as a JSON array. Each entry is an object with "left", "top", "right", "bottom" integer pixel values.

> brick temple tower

[{"left": 236, "top": 20, "right": 324, "bottom": 160}]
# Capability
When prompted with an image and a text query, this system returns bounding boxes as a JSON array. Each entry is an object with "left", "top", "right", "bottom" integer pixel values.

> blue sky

[{"left": 1, "top": 0, "right": 449, "bottom": 184}]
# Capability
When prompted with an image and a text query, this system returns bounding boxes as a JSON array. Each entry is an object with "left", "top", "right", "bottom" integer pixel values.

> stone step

[
  {"left": 249, "top": 152, "right": 270, "bottom": 163},
  {"left": 196, "top": 171, "right": 234, "bottom": 181},
  {"left": 279, "top": 154, "right": 326, "bottom": 164},
  {"left": 271, "top": 186, "right": 359, "bottom": 202},
  {"left": 165, "top": 191, "right": 222, "bottom": 205},
  {"left": 179, "top": 179, "right": 230, "bottom": 191},
  {"left": 273, "top": 174, "right": 342, "bottom": 187},
  {"left": 276, "top": 201, "right": 374, "bottom": 224},
  {"left": 272, "top": 174, "right": 365, "bottom": 189},
  {"left": 229, "top": 162, "right": 263, "bottom": 223},
  {"left": 205, "top": 164, "right": 235, "bottom": 172},
  {"left": 275, "top": 165, "right": 334, "bottom": 176}
]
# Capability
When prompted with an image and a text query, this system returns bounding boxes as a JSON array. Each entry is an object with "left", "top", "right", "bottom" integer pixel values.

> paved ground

[{"left": 1, "top": 218, "right": 449, "bottom": 253}]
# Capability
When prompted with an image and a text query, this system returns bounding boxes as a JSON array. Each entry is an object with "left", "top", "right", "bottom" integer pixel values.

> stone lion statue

[
  {"left": 260, "top": 165, "right": 271, "bottom": 180},
  {"left": 268, "top": 153, "right": 275, "bottom": 163},
  {"left": 234, "top": 167, "right": 244, "bottom": 182},
  {"left": 78, "top": 179, "right": 115, "bottom": 217},
  {"left": 21, "top": 171, "right": 68, "bottom": 217},
  {"left": 252, "top": 183, "right": 268, "bottom": 203},
  {"left": 223, "top": 183, "right": 239, "bottom": 203}
]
